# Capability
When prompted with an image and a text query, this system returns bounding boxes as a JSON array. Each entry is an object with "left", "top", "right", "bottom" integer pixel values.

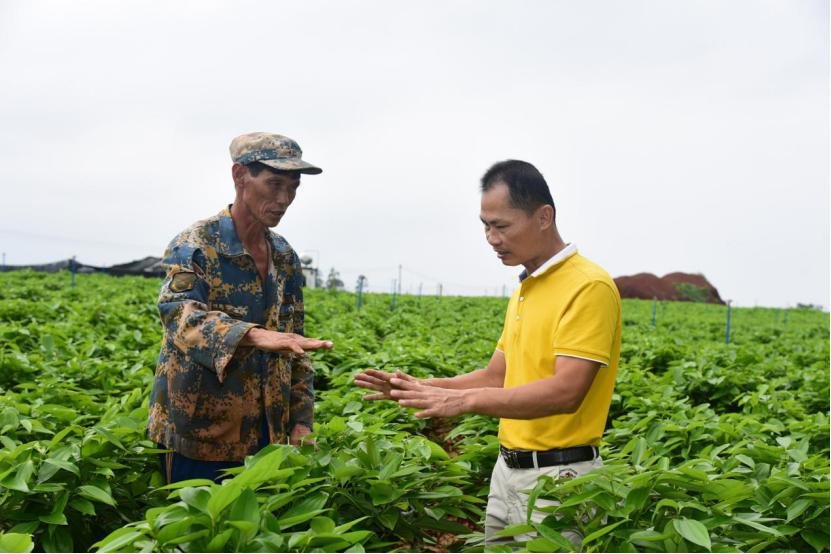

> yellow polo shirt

[{"left": 496, "top": 245, "right": 621, "bottom": 450}]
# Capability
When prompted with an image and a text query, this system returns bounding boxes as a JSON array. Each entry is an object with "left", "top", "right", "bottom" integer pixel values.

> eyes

[
  {"left": 484, "top": 223, "right": 508, "bottom": 231},
  {"left": 266, "top": 180, "right": 300, "bottom": 194}
]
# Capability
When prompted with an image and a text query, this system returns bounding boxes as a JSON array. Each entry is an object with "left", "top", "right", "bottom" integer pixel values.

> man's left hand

[
  {"left": 389, "top": 377, "right": 471, "bottom": 418},
  {"left": 290, "top": 423, "right": 314, "bottom": 446}
]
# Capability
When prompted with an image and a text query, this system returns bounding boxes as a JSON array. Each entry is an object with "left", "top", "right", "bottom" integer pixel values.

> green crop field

[{"left": 0, "top": 271, "right": 828, "bottom": 553}]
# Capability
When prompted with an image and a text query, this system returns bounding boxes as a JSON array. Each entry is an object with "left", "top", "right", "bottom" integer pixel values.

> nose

[
  {"left": 486, "top": 229, "right": 501, "bottom": 247},
  {"left": 274, "top": 188, "right": 292, "bottom": 208}
]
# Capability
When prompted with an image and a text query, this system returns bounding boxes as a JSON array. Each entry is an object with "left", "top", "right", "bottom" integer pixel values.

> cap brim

[{"left": 259, "top": 159, "right": 322, "bottom": 175}]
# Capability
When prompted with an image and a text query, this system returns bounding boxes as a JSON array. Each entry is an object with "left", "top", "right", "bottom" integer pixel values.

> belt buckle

[{"left": 502, "top": 447, "right": 520, "bottom": 468}]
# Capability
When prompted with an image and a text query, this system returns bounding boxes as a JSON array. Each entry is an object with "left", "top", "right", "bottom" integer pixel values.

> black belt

[{"left": 500, "top": 445, "right": 598, "bottom": 469}]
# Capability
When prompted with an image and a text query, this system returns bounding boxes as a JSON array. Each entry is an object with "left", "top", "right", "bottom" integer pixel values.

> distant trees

[
  {"left": 326, "top": 268, "right": 344, "bottom": 291},
  {"left": 674, "top": 283, "right": 709, "bottom": 303}
]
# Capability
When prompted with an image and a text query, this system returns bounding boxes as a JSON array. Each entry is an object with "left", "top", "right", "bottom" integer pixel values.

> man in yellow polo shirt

[{"left": 354, "top": 159, "right": 621, "bottom": 544}]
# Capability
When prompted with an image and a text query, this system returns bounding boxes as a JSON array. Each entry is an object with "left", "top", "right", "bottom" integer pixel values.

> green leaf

[
  {"left": 0, "top": 533, "right": 34, "bottom": 553},
  {"left": 624, "top": 487, "right": 651, "bottom": 514},
  {"left": 69, "top": 498, "right": 96, "bottom": 516},
  {"left": 158, "top": 478, "right": 215, "bottom": 491},
  {"left": 78, "top": 485, "right": 117, "bottom": 507},
  {"left": 38, "top": 459, "right": 80, "bottom": 482},
  {"left": 581, "top": 519, "right": 627, "bottom": 546},
  {"left": 491, "top": 523, "right": 536, "bottom": 538},
  {"left": 801, "top": 529, "right": 829, "bottom": 552},
  {"left": 735, "top": 454, "right": 755, "bottom": 468},
  {"left": 204, "top": 529, "right": 235, "bottom": 552},
  {"left": 278, "top": 493, "right": 329, "bottom": 529},
  {"left": 180, "top": 487, "right": 211, "bottom": 513},
  {"left": 2, "top": 460, "right": 34, "bottom": 492},
  {"left": 731, "top": 514, "right": 783, "bottom": 537},
  {"left": 229, "top": 488, "right": 259, "bottom": 525},
  {"left": 38, "top": 513, "right": 67, "bottom": 526},
  {"left": 92, "top": 529, "right": 143, "bottom": 552},
  {"left": 786, "top": 498, "right": 813, "bottom": 522},
  {"left": 534, "top": 522, "right": 576, "bottom": 551},
  {"left": 377, "top": 510, "right": 398, "bottom": 530},
  {"left": 672, "top": 518, "right": 711, "bottom": 550},
  {"left": 526, "top": 537, "right": 558, "bottom": 552},
  {"left": 206, "top": 483, "right": 242, "bottom": 520},
  {"left": 526, "top": 476, "right": 552, "bottom": 523},
  {"left": 310, "top": 517, "right": 336, "bottom": 534},
  {"left": 369, "top": 482, "right": 402, "bottom": 505},
  {"left": 377, "top": 453, "right": 403, "bottom": 481}
]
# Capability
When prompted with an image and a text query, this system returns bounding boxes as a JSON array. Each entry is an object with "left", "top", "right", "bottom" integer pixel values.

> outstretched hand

[
  {"left": 388, "top": 377, "right": 470, "bottom": 419},
  {"left": 354, "top": 369, "right": 419, "bottom": 401},
  {"left": 243, "top": 328, "right": 334, "bottom": 354}
]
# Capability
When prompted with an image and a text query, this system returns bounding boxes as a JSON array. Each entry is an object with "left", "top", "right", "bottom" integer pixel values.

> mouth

[{"left": 495, "top": 251, "right": 509, "bottom": 259}]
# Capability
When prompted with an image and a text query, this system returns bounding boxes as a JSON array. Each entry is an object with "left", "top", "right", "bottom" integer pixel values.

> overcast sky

[{"left": 1, "top": 1, "right": 828, "bottom": 308}]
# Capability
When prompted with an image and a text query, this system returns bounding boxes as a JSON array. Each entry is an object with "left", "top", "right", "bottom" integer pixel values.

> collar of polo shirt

[{"left": 519, "top": 243, "right": 579, "bottom": 282}]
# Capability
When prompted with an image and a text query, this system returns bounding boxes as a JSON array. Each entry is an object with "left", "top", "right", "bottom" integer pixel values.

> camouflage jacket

[{"left": 147, "top": 207, "right": 314, "bottom": 461}]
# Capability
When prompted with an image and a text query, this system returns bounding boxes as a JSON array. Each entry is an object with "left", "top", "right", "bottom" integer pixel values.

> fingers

[
  {"left": 390, "top": 377, "right": 422, "bottom": 390},
  {"left": 363, "top": 368, "right": 394, "bottom": 381},
  {"left": 354, "top": 380, "right": 384, "bottom": 392},
  {"left": 362, "top": 393, "right": 388, "bottom": 401},
  {"left": 389, "top": 389, "right": 423, "bottom": 400},
  {"left": 355, "top": 375, "right": 387, "bottom": 388},
  {"left": 396, "top": 398, "right": 433, "bottom": 409},
  {"left": 289, "top": 342, "right": 304, "bottom": 354},
  {"left": 394, "top": 370, "right": 416, "bottom": 382},
  {"left": 300, "top": 338, "right": 334, "bottom": 350}
]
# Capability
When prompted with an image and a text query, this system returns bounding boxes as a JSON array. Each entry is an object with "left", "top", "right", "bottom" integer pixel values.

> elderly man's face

[
  {"left": 239, "top": 167, "right": 300, "bottom": 228},
  {"left": 480, "top": 182, "right": 545, "bottom": 267}
]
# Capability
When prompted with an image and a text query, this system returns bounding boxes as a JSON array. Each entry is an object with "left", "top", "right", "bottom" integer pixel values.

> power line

[{"left": 0, "top": 228, "right": 160, "bottom": 251}]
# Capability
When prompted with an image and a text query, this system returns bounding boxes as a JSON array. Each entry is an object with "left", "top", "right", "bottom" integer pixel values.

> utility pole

[{"left": 398, "top": 264, "right": 402, "bottom": 296}]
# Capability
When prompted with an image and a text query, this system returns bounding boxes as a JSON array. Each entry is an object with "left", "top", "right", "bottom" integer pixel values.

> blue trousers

[{"left": 159, "top": 418, "right": 271, "bottom": 483}]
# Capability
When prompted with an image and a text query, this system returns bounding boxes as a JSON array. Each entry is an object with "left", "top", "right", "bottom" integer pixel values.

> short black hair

[
  {"left": 480, "top": 160, "right": 555, "bottom": 218},
  {"left": 244, "top": 161, "right": 300, "bottom": 179}
]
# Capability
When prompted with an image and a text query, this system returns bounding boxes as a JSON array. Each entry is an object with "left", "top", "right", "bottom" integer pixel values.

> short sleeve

[
  {"left": 496, "top": 327, "right": 506, "bottom": 352},
  {"left": 553, "top": 281, "right": 619, "bottom": 367}
]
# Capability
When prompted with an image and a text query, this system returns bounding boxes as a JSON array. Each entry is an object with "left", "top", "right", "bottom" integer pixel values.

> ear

[
  {"left": 231, "top": 163, "right": 247, "bottom": 190},
  {"left": 537, "top": 204, "right": 554, "bottom": 230}
]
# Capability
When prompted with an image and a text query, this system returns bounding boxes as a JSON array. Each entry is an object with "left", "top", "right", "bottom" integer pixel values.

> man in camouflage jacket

[{"left": 147, "top": 132, "right": 333, "bottom": 482}]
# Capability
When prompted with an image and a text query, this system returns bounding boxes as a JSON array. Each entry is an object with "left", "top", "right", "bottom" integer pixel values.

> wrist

[
  {"left": 242, "top": 326, "right": 267, "bottom": 346},
  {"left": 461, "top": 389, "right": 478, "bottom": 414}
]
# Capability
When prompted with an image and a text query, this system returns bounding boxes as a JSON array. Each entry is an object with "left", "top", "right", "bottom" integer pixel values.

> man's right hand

[
  {"left": 242, "top": 327, "right": 334, "bottom": 354},
  {"left": 354, "top": 369, "right": 419, "bottom": 401}
]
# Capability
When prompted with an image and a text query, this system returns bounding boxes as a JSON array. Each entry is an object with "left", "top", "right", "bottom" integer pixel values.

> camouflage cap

[{"left": 229, "top": 132, "right": 322, "bottom": 175}]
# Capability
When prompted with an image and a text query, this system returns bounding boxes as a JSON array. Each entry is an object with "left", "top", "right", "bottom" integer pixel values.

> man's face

[
  {"left": 239, "top": 167, "right": 300, "bottom": 228},
  {"left": 480, "top": 182, "right": 543, "bottom": 267}
]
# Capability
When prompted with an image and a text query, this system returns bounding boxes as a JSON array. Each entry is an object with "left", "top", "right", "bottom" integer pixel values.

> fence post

[
  {"left": 725, "top": 300, "right": 732, "bottom": 344},
  {"left": 437, "top": 283, "right": 443, "bottom": 298},
  {"left": 356, "top": 275, "right": 366, "bottom": 310},
  {"left": 651, "top": 297, "right": 657, "bottom": 327}
]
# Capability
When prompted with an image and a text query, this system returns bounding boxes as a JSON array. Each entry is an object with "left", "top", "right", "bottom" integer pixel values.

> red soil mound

[{"left": 614, "top": 272, "right": 724, "bottom": 304}]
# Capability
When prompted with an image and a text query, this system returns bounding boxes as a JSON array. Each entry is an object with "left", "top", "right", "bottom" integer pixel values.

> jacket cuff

[{"left": 212, "top": 320, "right": 260, "bottom": 383}]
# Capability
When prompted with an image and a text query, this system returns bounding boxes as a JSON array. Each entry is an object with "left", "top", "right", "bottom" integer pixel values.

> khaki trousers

[{"left": 484, "top": 453, "right": 603, "bottom": 546}]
